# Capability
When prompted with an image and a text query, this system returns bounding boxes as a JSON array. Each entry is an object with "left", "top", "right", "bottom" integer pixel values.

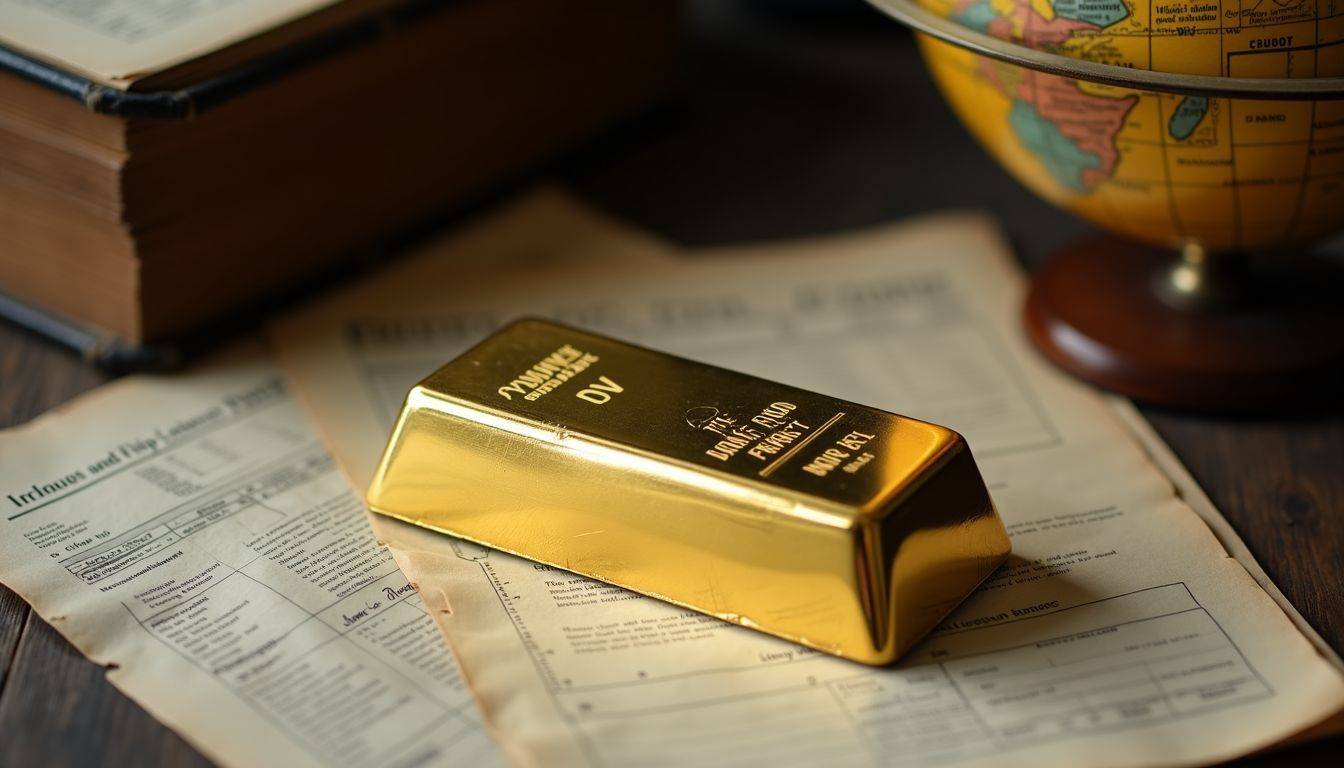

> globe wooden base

[{"left": 1023, "top": 236, "right": 1344, "bottom": 413}]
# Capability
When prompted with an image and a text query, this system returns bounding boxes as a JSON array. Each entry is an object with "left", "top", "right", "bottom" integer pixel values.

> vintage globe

[
  {"left": 888, "top": 0, "right": 1344, "bottom": 253},
  {"left": 866, "top": 0, "right": 1344, "bottom": 410}
]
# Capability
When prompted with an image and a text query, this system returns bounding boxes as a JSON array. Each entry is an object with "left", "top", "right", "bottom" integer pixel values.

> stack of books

[{"left": 0, "top": 0, "right": 677, "bottom": 366}]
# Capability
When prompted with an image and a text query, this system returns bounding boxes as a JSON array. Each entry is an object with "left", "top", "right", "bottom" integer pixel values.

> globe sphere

[{"left": 913, "top": 0, "right": 1344, "bottom": 252}]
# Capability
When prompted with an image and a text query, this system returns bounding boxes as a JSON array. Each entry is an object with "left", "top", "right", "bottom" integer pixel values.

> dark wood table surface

[{"left": 2, "top": 3, "right": 1341, "bottom": 765}]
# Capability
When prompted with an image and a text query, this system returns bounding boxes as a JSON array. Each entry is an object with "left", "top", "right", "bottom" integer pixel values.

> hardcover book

[{"left": 0, "top": 0, "right": 678, "bottom": 367}]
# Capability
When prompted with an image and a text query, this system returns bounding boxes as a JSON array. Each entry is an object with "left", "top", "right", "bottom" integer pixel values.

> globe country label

[{"left": 916, "top": 0, "right": 1344, "bottom": 251}]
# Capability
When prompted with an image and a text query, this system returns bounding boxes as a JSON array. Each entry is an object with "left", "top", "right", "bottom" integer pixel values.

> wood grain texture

[
  {"left": 1144, "top": 411, "right": 1344, "bottom": 655},
  {"left": 0, "top": 614, "right": 213, "bottom": 768},
  {"left": 0, "top": 320, "right": 108, "bottom": 725},
  {"left": 1, "top": 2, "right": 1340, "bottom": 764},
  {"left": 0, "top": 582, "right": 25, "bottom": 694}
]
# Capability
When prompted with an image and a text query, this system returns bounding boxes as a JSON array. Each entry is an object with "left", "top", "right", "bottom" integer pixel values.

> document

[
  {"left": 0, "top": 0, "right": 350, "bottom": 86},
  {"left": 0, "top": 191, "right": 669, "bottom": 767},
  {"left": 0, "top": 349, "right": 502, "bottom": 768},
  {"left": 272, "top": 211, "right": 1344, "bottom": 767}
]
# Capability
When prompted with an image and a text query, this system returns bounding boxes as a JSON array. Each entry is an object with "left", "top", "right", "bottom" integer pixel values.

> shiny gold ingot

[{"left": 367, "top": 319, "right": 1010, "bottom": 664}]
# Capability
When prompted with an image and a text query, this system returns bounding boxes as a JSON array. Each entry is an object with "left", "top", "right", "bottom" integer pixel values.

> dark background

[{"left": 2, "top": 2, "right": 1341, "bottom": 764}]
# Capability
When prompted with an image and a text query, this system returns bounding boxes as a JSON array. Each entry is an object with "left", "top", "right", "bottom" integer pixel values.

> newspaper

[
  {"left": 271, "top": 211, "right": 1344, "bottom": 767},
  {"left": 0, "top": 191, "right": 669, "bottom": 767},
  {"left": 0, "top": 348, "right": 502, "bottom": 768}
]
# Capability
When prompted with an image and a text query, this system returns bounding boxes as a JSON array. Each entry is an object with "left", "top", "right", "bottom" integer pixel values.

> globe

[
  {"left": 866, "top": 0, "right": 1344, "bottom": 410},
  {"left": 908, "top": 0, "right": 1344, "bottom": 253}
]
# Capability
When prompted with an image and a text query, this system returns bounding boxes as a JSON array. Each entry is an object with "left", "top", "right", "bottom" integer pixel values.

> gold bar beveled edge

[
  {"left": 370, "top": 383, "right": 867, "bottom": 534},
  {"left": 855, "top": 428, "right": 966, "bottom": 522},
  {"left": 364, "top": 503, "right": 903, "bottom": 665},
  {"left": 414, "top": 315, "right": 968, "bottom": 520}
]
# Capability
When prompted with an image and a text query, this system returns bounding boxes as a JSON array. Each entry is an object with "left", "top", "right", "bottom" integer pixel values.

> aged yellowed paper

[
  {"left": 0, "top": 346, "right": 504, "bottom": 768},
  {"left": 0, "top": 191, "right": 670, "bottom": 767},
  {"left": 272, "top": 211, "right": 1344, "bottom": 767},
  {"left": 0, "top": 0, "right": 342, "bottom": 85}
]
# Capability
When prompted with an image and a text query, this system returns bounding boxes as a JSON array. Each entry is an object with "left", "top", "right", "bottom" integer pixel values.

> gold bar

[{"left": 367, "top": 319, "right": 1010, "bottom": 665}]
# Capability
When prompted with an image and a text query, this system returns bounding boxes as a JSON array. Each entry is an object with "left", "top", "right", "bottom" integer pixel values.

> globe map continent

[{"left": 917, "top": 0, "right": 1344, "bottom": 251}]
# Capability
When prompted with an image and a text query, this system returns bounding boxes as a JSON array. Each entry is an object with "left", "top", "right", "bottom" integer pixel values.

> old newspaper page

[
  {"left": 0, "top": 191, "right": 668, "bottom": 767},
  {"left": 272, "top": 212, "right": 1344, "bottom": 767},
  {"left": 0, "top": 0, "right": 348, "bottom": 85},
  {"left": 0, "top": 347, "right": 504, "bottom": 768}
]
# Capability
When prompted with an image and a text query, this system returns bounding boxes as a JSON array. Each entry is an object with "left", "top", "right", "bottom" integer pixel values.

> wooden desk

[{"left": 2, "top": 5, "right": 1340, "bottom": 765}]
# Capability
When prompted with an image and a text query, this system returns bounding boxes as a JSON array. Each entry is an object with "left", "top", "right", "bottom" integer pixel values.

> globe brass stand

[{"left": 868, "top": 0, "right": 1344, "bottom": 412}]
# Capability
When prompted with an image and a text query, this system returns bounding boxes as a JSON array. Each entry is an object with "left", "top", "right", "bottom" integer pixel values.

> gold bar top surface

[{"left": 367, "top": 318, "right": 1010, "bottom": 664}]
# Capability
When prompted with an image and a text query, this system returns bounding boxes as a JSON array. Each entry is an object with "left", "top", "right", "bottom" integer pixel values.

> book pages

[
  {"left": 271, "top": 211, "right": 1344, "bottom": 767},
  {"left": 0, "top": 191, "right": 670, "bottom": 767},
  {"left": 0, "top": 0, "right": 341, "bottom": 86}
]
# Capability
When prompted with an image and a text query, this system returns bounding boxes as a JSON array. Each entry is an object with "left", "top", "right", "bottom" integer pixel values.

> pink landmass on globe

[
  {"left": 1022, "top": 70, "right": 1136, "bottom": 187},
  {"left": 951, "top": 0, "right": 1137, "bottom": 190}
]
